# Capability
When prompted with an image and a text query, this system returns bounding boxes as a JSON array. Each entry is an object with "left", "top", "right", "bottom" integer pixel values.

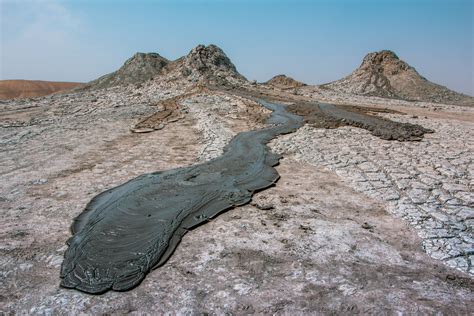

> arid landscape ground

[
  {"left": 0, "top": 80, "right": 83, "bottom": 100},
  {"left": 1, "top": 45, "right": 473, "bottom": 313}
]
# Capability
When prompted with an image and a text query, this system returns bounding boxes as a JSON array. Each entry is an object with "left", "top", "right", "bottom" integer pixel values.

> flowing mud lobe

[
  {"left": 60, "top": 100, "right": 302, "bottom": 294},
  {"left": 288, "top": 102, "right": 433, "bottom": 141},
  {"left": 319, "top": 103, "right": 433, "bottom": 141}
]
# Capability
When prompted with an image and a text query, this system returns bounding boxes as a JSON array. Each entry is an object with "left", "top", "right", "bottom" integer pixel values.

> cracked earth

[
  {"left": 1, "top": 84, "right": 473, "bottom": 313},
  {"left": 271, "top": 106, "right": 474, "bottom": 275}
]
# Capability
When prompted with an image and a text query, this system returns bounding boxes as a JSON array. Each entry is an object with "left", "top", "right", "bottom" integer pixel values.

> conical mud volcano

[{"left": 323, "top": 50, "right": 473, "bottom": 106}]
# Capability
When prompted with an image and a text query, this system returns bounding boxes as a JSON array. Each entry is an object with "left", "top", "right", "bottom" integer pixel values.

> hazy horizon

[{"left": 1, "top": 0, "right": 473, "bottom": 95}]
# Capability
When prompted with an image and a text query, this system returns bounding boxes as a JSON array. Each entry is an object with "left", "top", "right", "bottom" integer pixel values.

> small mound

[{"left": 265, "top": 75, "right": 306, "bottom": 89}]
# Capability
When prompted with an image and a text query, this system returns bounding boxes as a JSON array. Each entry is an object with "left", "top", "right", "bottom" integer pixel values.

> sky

[{"left": 1, "top": 0, "right": 473, "bottom": 95}]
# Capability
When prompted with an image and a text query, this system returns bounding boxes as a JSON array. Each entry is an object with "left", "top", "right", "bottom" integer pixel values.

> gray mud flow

[
  {"left": 319, "top": 103, "right": 433, "bottom": 141},
  {"left": 60, "top": 99, "right": 302, "bottom": 294}
]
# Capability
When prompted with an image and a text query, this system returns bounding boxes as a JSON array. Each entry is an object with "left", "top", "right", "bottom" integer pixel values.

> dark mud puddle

[{"left": 60, "top": 100, "right": 302, "bottom": 294}]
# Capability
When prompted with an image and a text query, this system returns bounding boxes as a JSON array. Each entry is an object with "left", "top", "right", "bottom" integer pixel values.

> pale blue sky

[{"left": 1, "top": 0, "right": 473, "bottom": 95}]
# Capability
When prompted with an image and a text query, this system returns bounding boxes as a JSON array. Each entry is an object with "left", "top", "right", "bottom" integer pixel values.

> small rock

[
  {"left": 361, "top": 222, "right": 375, "bottom": 230},
  {"left": 31, "top": 178, "right": 48, "bottom": 185},
  {"left": 252, "top": 203, "right": 274, "bottom": 210}
]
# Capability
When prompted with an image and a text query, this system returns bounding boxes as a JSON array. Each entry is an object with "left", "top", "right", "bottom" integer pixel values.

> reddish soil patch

[{"left": 0, "top": 80, "right": 83, "bottom": 100}]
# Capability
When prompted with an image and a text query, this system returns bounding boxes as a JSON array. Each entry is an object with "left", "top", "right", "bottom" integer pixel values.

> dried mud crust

[
  {"left": 287, "top": 102, "right": 433, "bottom": 141},
  {"left": 271, "top": 112, "right": 474, "bottom": 275},
  {"left": 131, "top": 86, "right": 269, "bottom": 141},
  {"left": 130, "top": 96, "right": 184, "bottom": 132},
  {"left": 130, "top": 87, "right": 209, "bottom": 133}
]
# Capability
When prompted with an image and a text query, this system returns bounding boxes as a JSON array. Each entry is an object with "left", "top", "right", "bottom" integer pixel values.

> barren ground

[
  {"left": 0, "top": 80, "right": 83, "bottom": 100},
  {"left": 1, "top": 83, "right": 473, "bottom": 314}
]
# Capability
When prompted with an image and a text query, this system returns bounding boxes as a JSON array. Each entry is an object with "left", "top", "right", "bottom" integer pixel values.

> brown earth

[{"left": 0, "top": 80, "right": 83, "bottom": 100}]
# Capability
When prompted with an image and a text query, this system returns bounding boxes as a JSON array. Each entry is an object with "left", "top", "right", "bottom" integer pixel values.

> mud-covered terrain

[{"left": 1, "top": 45, "right": 473, "bottom": 313}]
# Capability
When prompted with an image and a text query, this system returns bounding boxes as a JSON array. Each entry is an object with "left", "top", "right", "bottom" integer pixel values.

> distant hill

[
  {"left": 322, "top": 50, "right": 473, "bottom": 106},
  {"left": 0, "top": 80, "right": 83, "bottom": 100},
  {"left": 265, "top": 74, "right": 306, "bottom": 89}
]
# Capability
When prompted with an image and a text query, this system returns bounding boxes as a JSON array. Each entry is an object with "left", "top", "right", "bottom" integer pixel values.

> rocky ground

[{"left": 1, "top": 79, "right": 473, "bottom": 313}]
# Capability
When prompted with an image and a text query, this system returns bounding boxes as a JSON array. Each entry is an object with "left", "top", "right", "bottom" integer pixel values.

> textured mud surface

[{"left": 60, "top": 100, "right": 302, "bottom": 294}]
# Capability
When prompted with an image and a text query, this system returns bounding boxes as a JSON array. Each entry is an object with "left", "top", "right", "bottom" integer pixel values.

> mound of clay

[
  {"left": 265, "top": 74, "right": 306, "bottom": 89},
  {"left": 164, "top": 44, "right": 247, "bottom": 86},
  {"left": 83, "top": 45, "right": 247, "bottom": 90},
  {"left": 0, "top": 80, "right": 83, "bottom": 100},
  {"left": 82, "top": 53, "right": 170, "bottom": 90},
  {"left": 323, "top": 50, "right": 473, "bottom": 106}
]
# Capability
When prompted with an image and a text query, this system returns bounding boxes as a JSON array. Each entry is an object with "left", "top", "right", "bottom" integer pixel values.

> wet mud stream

[
  {"left": 318, "top": 103, "right": 433, "bottom": 141},
  {"left": 60, "top": 97, "right": 433, "bottom": 294},
  {"left": 60, "top": 100, "right": 302, "bottom": 294}
]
